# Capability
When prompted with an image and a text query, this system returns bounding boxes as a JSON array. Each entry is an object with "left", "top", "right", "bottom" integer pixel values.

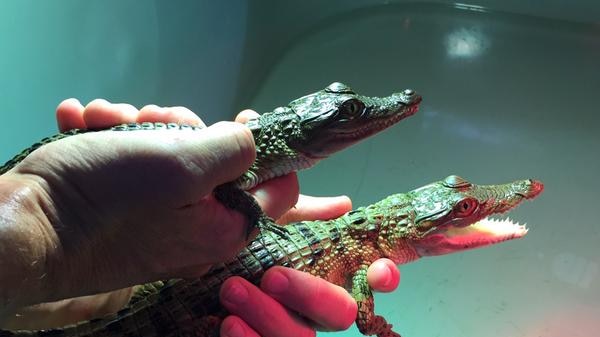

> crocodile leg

[
  {"left": 352, "top": 266, "right": 401, "bottom": 337},
  {"left": 0, "top": 176, "right": 543, "bottom": 335},
  {"left": 212, "top": 182, "right": 289, "bottom": 239}
]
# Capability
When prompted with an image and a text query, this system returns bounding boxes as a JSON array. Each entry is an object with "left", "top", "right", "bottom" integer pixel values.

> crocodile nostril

[
  {"left": 403, "top": 89, "right": 414, "bottom": 96},
  {"left": 528, "top": 180, "right": 545, "bottom": 198}
]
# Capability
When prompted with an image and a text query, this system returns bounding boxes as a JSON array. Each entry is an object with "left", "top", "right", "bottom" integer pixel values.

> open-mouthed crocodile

[
  {"left": 0, "top": 82, "right": 421, "bottom": 237},
  {"left": 0, "top": 175, "right": 543, "bottom": 336}
]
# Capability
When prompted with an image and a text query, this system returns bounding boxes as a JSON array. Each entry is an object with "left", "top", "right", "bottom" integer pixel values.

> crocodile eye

[
  {"left": 339, "top": 99, "right": 364, "bottom": 119},
  {"left": 455, "top": 198, "right": 478, "bottom": 217}
]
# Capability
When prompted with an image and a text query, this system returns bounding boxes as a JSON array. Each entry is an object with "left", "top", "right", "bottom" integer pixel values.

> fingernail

[
  {"left": 263, "top": 271, "right": 289, "bottom": 294},
  {"left": 376, "top": 263, "right": 393, "bottom": 288},
  {"left": 222, "top": 282, "right": 248, "bottom": 306},
  {"left": 222, "top": 320, "right": 245, "bottom": 337}
]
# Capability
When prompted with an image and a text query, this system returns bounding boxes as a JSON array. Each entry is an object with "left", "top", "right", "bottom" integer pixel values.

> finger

[
  {"left": 220, "top": 276, "right": 316, "bottom": 337},
  {"left": 82, "top": 99, "right": 139, "bottom": 129},
  {"left": 276, "top": 194, "right": 352, "bottom": 224},
  {"left": 183, "top": 121, "right": 255, "bottom": 195},
  {"left": 56, "top": 98, "right": 85, "bottom": 132},
  {"left": 220, "top": 316, "right": 261, "bottom": 337},
  {"left": 234, "top": 109, "right": 259, "bottom": 124},
  {"left": 250, "top": 173, "right": 299, "bottom": 220},
  {"left": 138, "top": 105, "right": 205, "bottom": 127},
  {"left": 367, "top": 258, "right": 400, "bottom": 293},
  {"left": 134, "top": 121, "right": 255, "bottom": 208},
  {"left": 88, "top": 121, "right": 255, "bottom": 213},
  {"left": 260, "top": 267, "right": 357, "bottom": 331}
]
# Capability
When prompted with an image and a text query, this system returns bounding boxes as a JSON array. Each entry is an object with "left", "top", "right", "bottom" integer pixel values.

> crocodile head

[
  {"left": 285, "top": 82, "right": 421, "bottom": 158},
  {"left": 240, "top": 82, "right": 421, "bottom": 189},
  {"left": 384, "top": 175, "right": 544, "bottom": 261}
]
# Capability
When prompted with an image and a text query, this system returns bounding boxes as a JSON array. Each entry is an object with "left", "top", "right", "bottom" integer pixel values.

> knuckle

[
  {"left": 139, "top": 104, "right": 160, "bottom": 113},
  {"left": 85, "top": 98, "right": 109, "bottom": 108}
]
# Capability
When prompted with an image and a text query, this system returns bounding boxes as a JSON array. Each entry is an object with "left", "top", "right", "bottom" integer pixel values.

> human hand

[
  {"left": 2, "top": 100, "right": 261, "bottom": 300},
  {"left": 2, "top": 98, "right": 308, "bottom": 328},
  {"left": 0, "top": 99, "right": 243, "bottom": 328},
  {"left": 220, "top": 246, "right": 400, "bottom": 337}
]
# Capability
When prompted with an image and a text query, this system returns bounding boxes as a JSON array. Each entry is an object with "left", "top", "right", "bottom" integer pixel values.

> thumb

[
  {"left": 18, "top": 121, "right": 256, "bottom": 211},
  {"left": 173, "top": 121, "right": 256, "bottom": 201}
]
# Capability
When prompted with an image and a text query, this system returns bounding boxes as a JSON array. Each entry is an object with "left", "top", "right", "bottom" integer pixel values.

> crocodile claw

[{"left": 256, "top": 216, "right": 291, "bottom": 240}]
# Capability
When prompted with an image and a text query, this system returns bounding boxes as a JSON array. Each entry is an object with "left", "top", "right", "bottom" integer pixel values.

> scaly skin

[{"left": 0, "top": 175, "right": 543, "bottom": 336}]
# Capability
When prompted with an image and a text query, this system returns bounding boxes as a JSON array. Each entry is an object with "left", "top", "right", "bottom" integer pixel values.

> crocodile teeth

[
  {"left": 444, "top": 216, "right": 529, "bottom": 242},
  {"left": 471, "top": 217, "right": 529, "bottom": 238}
]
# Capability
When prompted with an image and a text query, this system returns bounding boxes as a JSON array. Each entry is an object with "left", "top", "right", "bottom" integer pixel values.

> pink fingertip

[
  {"left": 221, "top": 318, "right": 246, "bottom": 337},
  {"left": 368, "top": 259, "right": 400, "bottom": 292},
  {"left": 221, "top": 279, "right": 249, "bottom": 307},
  {"left": 262, "top": 269, "right": 290, "bottom": 294}
]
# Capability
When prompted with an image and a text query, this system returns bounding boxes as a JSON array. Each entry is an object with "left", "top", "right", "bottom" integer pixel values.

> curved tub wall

[{"left": 246, "top": 3, "right": 599, "bottom": 337}]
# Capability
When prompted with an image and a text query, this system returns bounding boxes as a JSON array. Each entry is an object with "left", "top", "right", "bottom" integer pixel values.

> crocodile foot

[
  {"left": 256, "top": 215, "right": 290, "bottom": 240},
  {"left": 213, "top": 182, "right": 289, "bottom": 240}
]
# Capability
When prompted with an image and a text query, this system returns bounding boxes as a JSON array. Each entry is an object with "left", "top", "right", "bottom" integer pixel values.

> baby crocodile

[
  {"left": 0, "top": 175, "right": 543, "bottom": 336},
  {"left": 0, "top": 82, "right": 421, "bottom": 236}
]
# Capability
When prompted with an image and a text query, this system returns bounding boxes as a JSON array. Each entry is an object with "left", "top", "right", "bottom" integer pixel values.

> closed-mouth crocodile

[{"left": 0, "top": 82, "right": 421, "bottom": 237}]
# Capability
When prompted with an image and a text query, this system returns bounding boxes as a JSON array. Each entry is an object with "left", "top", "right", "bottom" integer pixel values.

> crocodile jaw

[
  {"left": 330, "top": 103, "right": 420, "bottom": 139},
  {"left": 301, "top": 102, "right": 420, "bottom": 159},
  {"left": 413, "top": 217, "right": 529, "bottom": 257}
]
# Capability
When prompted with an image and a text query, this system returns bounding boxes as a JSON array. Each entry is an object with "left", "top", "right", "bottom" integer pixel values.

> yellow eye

[{"left": 455, "top": 198, "right": 478, "bottom": 217}]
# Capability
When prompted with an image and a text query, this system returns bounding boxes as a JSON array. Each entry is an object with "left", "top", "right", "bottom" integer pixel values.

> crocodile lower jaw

[
  {"left": 414, "top": 217, "right": 529, "bottom": 256},
  {"left": 447, "top": 217, "right": 529, "bottom": 241}
]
